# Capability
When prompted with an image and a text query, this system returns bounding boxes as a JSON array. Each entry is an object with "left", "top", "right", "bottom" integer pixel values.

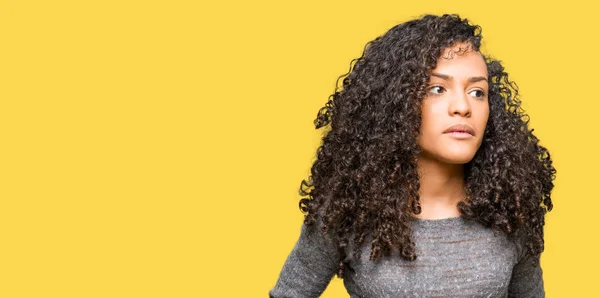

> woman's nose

[{"left": 449, "top": 91, "right": 471, "bottom": 117}]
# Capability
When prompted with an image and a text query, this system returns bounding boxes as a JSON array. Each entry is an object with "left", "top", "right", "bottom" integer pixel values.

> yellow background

[{"left": 1, "top": 0, "right": 596, "bottom": 297}]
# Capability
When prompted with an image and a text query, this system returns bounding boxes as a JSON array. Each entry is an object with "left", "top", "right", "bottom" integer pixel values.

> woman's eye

[
  {"left": 428, "top": 86, "right": 445, "bottom": 95},
  {"left": 469, "top": 89, "right": 486, "bottom": 99}
]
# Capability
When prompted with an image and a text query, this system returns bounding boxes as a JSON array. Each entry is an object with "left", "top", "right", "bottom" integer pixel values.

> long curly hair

[{"left": 297, "top": 14, "right": 556, "bottom": 277}]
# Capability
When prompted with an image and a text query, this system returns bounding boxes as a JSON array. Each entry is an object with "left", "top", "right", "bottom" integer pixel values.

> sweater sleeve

[
  {"left": 269, "top": 220, "right": 341, "bottom": 298},
  {"left": 507, "top": 233, "right": 545, "bottom": 298}
]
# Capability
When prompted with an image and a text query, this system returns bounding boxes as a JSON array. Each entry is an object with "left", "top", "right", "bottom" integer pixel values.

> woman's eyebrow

[{"left": 431, "top": 72, "right": 488, "bottom": 83}]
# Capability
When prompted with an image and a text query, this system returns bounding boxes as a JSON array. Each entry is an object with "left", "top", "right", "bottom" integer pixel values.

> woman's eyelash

[
  {"left": 427, "top": 86, "right": 445, "bottom": 94},
  {"left": 427, "top": 86, "right": 487, "bottom": 99},
  {"left": 469, "top": 89, "right": 486, "bottom": 98}
]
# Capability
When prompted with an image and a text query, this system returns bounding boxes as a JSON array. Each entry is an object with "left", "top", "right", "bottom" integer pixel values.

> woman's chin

[{"left": 437, "top": 152, "right": 476, "bottom": 165}]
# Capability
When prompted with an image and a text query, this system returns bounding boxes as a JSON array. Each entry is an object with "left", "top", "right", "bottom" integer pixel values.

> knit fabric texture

[{"left": 270, "top": 216, "right": 544, "bottom": 297}]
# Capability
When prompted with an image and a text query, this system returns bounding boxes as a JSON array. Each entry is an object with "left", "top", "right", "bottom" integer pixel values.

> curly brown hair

[{"left": 297, "top": 13, "right": 556, "bottom": 277}]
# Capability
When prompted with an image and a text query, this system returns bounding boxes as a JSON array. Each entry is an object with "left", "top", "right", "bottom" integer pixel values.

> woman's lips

[
  {"left": 444, "top": 131, "right": 474, "bottom": 139},
  {"left": 443, "top": 124, "right": 475, "bottom": 136}
]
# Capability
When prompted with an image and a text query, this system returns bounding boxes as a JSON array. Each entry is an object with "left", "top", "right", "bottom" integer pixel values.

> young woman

[{"left": 270, "top": 14, "right": 556, "bottom": 298}]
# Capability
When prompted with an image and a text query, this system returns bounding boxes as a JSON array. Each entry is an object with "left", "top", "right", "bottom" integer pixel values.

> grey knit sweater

[{"left": 270, "top": 216, "right": 544, "bottom": 297}]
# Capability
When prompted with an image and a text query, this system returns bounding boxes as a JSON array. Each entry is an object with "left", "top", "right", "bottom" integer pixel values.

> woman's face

[{"left": 416, "top": 43, "right": 489, "bottom": 165}]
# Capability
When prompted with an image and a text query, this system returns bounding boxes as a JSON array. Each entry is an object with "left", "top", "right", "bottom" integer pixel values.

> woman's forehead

[
  {"left": 432, "top": 47, "right": 488, "bottom": 79},
  {"left": 440, "top": 42, "right": 477, "bottom": 59}
]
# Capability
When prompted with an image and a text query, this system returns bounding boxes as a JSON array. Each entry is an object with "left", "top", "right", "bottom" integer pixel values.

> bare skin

[{"left": 414, "top": 42, "right": 490, "bottom": 220}]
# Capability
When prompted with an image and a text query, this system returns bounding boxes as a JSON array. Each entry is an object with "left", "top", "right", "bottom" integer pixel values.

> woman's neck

[{"left": 414, "top": 153, "right": 466, "bottom": 219}]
